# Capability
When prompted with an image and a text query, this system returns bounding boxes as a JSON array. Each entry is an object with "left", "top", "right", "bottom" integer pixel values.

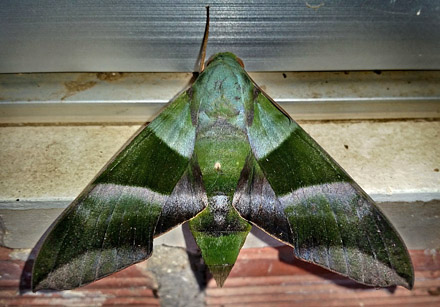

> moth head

[{"left": 206, "top": 52, "right": 245, "bottom": 69}]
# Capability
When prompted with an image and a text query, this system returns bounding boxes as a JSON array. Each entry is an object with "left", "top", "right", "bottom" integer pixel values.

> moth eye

[{"left": 236, "top": 57, "right": 245, "bottom": 68}]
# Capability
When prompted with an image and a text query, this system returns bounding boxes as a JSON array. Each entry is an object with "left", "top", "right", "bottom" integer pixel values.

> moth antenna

[{"left": 199, "top": 6, "right": 210, "bottom": 73}]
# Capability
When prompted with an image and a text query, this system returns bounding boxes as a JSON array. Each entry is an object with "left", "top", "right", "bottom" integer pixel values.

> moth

[{"left": 31, "top": 9, "right": 414, "bottom": 291}]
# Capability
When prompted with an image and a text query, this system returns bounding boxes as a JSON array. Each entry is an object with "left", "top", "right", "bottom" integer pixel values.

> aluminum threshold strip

[
  {"left": 1, "top": 1, "right": 440, "bottom": 72},
  {"left": 0, "top": 71, "right": 439, "bottom": 123}
]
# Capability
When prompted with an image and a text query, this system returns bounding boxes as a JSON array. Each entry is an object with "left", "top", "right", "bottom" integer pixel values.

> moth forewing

[{"left": 31, "top": 90, "right": 207, "bottom": 291}]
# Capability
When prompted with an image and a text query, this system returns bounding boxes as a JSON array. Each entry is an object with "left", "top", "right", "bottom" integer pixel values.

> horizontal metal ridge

[{"left": 1, "top": 71, "right": 439, "bottom": 123}]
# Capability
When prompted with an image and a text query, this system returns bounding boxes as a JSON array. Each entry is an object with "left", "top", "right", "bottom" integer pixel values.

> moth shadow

[
  {"left": 182, "top": 222, "right": 208, "bottom": 291},
  {"left": 250, "top": 227, "right": 397, "bottom": 294},
  {"left": 19, "top": 242, "right": 40, "bottom": 294}
]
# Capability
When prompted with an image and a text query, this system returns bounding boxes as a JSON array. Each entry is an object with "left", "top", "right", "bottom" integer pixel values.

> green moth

[{"left": 31, "top": 12, "right": 413, "bottom": 291}]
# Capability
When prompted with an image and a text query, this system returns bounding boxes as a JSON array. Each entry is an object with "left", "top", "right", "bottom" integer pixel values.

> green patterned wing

[
  {"left": 32, "top": 91, "right": 207, "bottom": 291},
  {"left": 233, "top": 89, "right": 414, "bottom": 289}
]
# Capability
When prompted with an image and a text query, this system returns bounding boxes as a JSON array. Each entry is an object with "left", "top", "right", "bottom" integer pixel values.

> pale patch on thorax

[{"left": 214, "top": 161, "right": 221, "bottom": 171}]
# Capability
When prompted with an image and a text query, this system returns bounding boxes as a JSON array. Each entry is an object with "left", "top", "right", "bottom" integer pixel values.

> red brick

[
  {"left": 0, "top": 261, "right": 23, "bottom": 280},
  {"left": 1, "top": 246, "right": 439, "bottom": 306},
  {"left": 103, "top": 297, "right": 160, "bottom": 306},
  {"left": 0, "top": 248, "right": 159, "bottom": 306},
  {"left": 206, "top": 247, "right": 440, "bottom": 306},
  {"left": 209, "top": 296, "right": 440, "bottom": 307},
  {"left": 82, "top": 287, "right": 156, "bottom": 297},
  {"left": 0, "top": 247, "right": 13, "bottom": 261}
]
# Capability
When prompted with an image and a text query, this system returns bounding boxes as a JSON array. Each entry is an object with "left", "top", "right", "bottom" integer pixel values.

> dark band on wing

[
  {"left": 155, "top": 157, "right": 208, "bottom": 235},
  {"left": 233, "top": 154, "right": 293, "bottom": 244}
]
